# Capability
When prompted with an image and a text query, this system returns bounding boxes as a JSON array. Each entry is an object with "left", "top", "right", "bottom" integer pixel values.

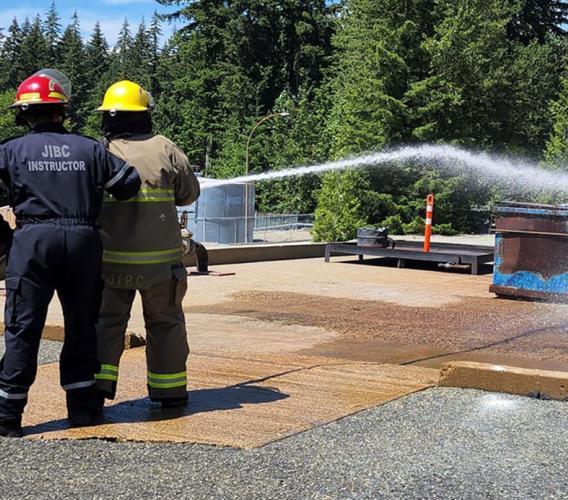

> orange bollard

[{"left": 423, "top": 193, "right": 434, "bottom": 252}]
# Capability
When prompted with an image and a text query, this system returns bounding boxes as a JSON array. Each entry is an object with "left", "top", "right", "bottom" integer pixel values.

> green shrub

[
  {"left": 432, "top": 223, "right": 459, "bottom": 235},
  {"left": 379, "top": 214, "right": 404, "bottom": 234},
  {"left": 312, "top": 171, "right": 368, "bottom": 242},
  {"left": 401, "top": 216, "right": 425, "bottom": 234}
]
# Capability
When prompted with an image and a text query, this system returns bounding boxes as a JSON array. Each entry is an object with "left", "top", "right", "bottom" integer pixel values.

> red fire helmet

[{"left": 10, "top": 74, "right": 69, "bottom": 109}]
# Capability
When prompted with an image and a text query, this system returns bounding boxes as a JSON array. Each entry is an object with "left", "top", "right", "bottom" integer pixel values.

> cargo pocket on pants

[
  {"left": 170, "top": 266, "right": 188, "bottom": 307},
  {"left": 5, "top": 276, "right": 21, "bottom": 329}
]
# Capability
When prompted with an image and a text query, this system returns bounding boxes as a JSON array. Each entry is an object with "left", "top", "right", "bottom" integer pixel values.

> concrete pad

[
  {"left": 184, "top": 257, "right": 494, "bottom": 308},
  {"left": 439, "top": 361, "right": 568, "bottom": 400},
  {"left": 22, "top": 350, "right": 437, "bottom": 448}
]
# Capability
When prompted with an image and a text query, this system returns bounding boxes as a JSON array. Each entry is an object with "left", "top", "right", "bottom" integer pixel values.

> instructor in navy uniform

[{"left": 0, "top": 70, "right": 141, "bottom": 437}]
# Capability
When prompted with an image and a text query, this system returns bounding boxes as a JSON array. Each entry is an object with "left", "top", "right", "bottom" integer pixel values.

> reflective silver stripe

[
  {"left": 62, "top": 380, "right": 96, "bottom": 391},
  {"left": 0, "top": 388, "right": 27, "bottom": 400},
  {"left": 104, "top": 164, "right": 129, "bottom": 190}
]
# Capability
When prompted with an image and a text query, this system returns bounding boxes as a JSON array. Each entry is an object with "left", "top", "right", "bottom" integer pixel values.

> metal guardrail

[
  {"left": 179, "top": 211, "right": 314, "bottom": 244},
  {"left": 253, "top": 214, "right": 313, "bottom": 242}
]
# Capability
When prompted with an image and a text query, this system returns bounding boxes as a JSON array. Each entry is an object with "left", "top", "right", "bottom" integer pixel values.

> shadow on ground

[
  {"left": 24, "top": 384, "right": 288, "bottom": 436},
  {"left": 342, "top": 256, "right": 494, "bottom": 275}
]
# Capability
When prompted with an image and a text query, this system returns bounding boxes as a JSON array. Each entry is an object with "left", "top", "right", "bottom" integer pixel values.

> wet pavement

[
  {"left": 189, "top": 287, "right": 568, "bottom": 372},
  {"left": 0, "top": 387, "right": 566, "bottom": 499},
  {"left": 21, "top": 350, "right": 436, "bottom": 447}
]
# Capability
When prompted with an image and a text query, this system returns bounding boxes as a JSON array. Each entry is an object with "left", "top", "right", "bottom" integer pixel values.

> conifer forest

[{"left": 2, "top": 1, "right": 568, "bottom": 240}]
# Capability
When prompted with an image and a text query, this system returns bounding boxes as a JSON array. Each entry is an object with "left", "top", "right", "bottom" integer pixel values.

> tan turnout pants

[{"left": 95, "top": 266, "right": 189, "bottom": 401}]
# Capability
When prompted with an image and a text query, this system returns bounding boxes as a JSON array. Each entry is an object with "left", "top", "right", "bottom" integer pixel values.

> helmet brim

[
  {"left": 9, "top": 101, "right": 68, "bottom": 110},
  {"left": 96, "top": 105, "right": 151, "bottom": 112}
]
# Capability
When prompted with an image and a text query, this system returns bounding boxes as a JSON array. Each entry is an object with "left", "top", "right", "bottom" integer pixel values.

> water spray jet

[{"left": 199, "top": 144, "right": 568, "bottom": 195}]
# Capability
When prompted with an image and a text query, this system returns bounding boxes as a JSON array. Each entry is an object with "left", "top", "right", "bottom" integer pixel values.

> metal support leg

[
  {"left": 358, "top": 254, "right": 364, "bottom": 262},
  {"left": 471, "top": 259, "right": 478, "bottom": 275},
  {"left": 397, "top": 259, "right": 406, "bottom": 268},
  {"left": 324, "top": 245, "right": 331, "bottom": 263}
]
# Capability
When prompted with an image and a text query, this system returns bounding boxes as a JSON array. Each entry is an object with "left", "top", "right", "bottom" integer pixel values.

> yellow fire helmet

[{"left": 97, "top": 80, "right": 154, "bottom": 113}]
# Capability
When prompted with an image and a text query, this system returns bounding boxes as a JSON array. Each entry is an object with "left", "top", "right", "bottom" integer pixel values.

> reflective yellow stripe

[
  {"left": 147, "top": 371, "right": 187, "bottom": 380},
  {"left": 148, "top": 380, "right": 187, "bottom": 389},
  {"left": 103, "top": 247, "right": 183, "bottom": 265},
  {"left": 48, "top": 91, "right": 66, "bottom": 100},
  {"left": 147, "top": 371, "right": 187, "bottom": 389},
  {"left": 19, "top": 92, "right": 41, "bottom": 102},
  {"left": 96, "top": 364, "right": 119, "bottom": 382},
  {"left": 104, "top": 188, "right": 175, "bottom": 203}
]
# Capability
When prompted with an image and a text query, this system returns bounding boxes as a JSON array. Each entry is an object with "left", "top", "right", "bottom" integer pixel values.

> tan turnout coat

[{"left": 98, "top": 133, "right": 200, "bottom": 289}]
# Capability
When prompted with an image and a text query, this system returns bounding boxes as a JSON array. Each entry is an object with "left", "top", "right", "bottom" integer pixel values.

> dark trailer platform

[{"left": 324, "top": 241, "right": 494, "bottom": 275}]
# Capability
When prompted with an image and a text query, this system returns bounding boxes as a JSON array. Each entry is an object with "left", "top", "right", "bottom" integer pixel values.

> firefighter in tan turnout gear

[{"left": 95, "top": 80, "right": 200, "bottom": 409}]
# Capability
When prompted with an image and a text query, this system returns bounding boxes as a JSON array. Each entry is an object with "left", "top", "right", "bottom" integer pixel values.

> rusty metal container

[{"left": 490, "top": 201, "right": 568, "bottom": 300}]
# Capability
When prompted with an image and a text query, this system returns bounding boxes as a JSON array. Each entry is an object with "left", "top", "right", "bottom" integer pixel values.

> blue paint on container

[{"left": 491, "top": 203, "right": 568, "bottom": 298}]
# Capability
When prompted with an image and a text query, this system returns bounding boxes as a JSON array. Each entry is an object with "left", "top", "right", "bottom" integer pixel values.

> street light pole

[{"left": 244, "top": 112, "right": 290, "bottom": 243}]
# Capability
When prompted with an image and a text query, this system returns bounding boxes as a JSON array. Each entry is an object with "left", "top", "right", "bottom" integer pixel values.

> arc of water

[{"left": 199, "top": 144, "right": 568, "bottom": 193}]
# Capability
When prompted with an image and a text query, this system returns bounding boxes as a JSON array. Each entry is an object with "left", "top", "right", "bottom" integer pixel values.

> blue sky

[{"left": 0, "top": 0, "right": 178, "bottom": 45}]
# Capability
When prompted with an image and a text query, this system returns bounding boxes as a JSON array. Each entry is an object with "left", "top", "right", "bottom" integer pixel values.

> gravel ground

[
  {"left": 0, "top": 337, "right": 62, "bottom": 365},
  {"left": 0, "top": 387, "right": 566, "bottom": 499}
]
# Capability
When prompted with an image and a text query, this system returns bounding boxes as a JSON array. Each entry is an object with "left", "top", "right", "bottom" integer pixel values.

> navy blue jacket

[{"left": 0, "top": 124, "right": 140, "bottom": 224}]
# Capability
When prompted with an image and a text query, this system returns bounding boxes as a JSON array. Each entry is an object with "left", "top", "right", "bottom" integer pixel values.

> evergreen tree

[
  {"left": 0, "top": 19, "right": 24, "bottom": 88},
  {"left": 44, "top": 1, "right": 61, "bottom": 62},
  {"left": 20, "top": 17, "right": 32, "bottom": 37},
  {"left": 113, "top": 19, "right": 134, "bottom": 71},
  {"left": 57, "top": 13, "right": 88, "bottom": 130},
  {"left": 508, "top": 0, "right": 568, "bottom": 43},
  {"left": 19, "top": 16, "right": 49, "bottom": 77},
  {"left": 326, "top": 0, "right": 433, "bottom": 158},
  {"left": 156, "top": 0, "right": 335, "bottom": 171},
  {"left": 85, "top": 22, "right": 109, "bottom": 80},
  {"left": 254, "top": 88, "right": 332, "bottom": 213},
  {"left": 408, "top": 0, "right": 514, "bottom": 147},
  {"left": 128, "top": 20, "right": 152, "bottom": 87},
  {"left": 0, "top": 89, "right": 25, "bottom": 141},
  {"left": 313, "top": 0, "right": 433, "bottom": 239},
  {"left": 507, "top": 37, "right": 567, "bottom": 156},
  {"left": 312, "top": 170, "right": 369, "bottom": 241},
  {"left": 82, "top": 22, "right": 111, "bottom": 137},
  {"left": 155, "top": 1, "right": 257, "bottom": 165},
  {"left": 147, "top": 13, "right": 163, "bottom": 97},
  {"left": 0, "top": 0, "right": 567, "bottom": 232},
  {"left": 545, "top": 75, "right": 568, "bottom": 167}
]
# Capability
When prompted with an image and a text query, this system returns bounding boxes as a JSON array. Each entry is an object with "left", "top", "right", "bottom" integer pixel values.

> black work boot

[
  {"left": 160, "top": 395, "right": 189, "bottom": 409},
  {"left": 68, "top": 411, "right": 101, "bottom": 428},
  {"left": 94, "top": 390, "right": 107, "bottom": 415},
  {"left": 67, "top": 386, "right": 104, "bottom": 428},
  {"left": 0, "top": 417, "right": 23, "bottom": 438}
]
